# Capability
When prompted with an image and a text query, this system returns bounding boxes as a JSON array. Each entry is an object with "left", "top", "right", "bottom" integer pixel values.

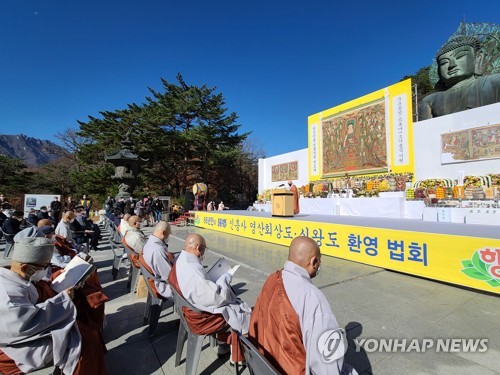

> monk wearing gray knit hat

[{"left": 11, "top": 237, "right": 54, "bottom": 264}]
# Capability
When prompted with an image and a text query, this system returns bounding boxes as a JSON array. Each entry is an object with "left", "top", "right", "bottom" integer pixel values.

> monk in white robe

[
  {"left": 123, "top": 215, "right": 147, "bottom": 253},
  {"left": 249, "top": 236, "right": 356, "bottom": 375},
  {"left": 168, "top": 234, "right": 251, "bottom": 363},
  {"left": 171, "top": 233, "right": 251, "bottom": 333},
  {"left": 55, "top": 211, "right": 76, "bottom": 244},
  {"left": 119, "top": 213, "right": 131, "bottom": 237},
  {"left": 140, "top": 221, "right": 174, "bottom": 299}
]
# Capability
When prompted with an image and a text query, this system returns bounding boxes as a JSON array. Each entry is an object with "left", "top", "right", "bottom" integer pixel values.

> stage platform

[
  {"left": 194, "top": 210, "right": 500, "bottom": 294},
  {"left": 254, "top": 196, "right": 426, "bottom": 219}
]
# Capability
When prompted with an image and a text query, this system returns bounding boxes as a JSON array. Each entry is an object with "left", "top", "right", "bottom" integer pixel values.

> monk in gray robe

[
  {"left": 419, "top": 35, "right": 500, "bottom": 120},
  {"left": 140, "top": 221, "right": 174, "bottom": 299},
  {"left": 168, "top": 234, "right": 251, "bottom": 364},
  {"left": 249, "top": 236, "right": 357, "bottom": 375},
  {"left": 0, "top": 237, "right": 106, "bottom": 374}
]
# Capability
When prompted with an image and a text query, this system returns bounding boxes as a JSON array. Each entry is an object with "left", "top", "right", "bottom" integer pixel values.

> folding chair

[
  {"left": 107, "top": 223, "right": 125, "bottom": 278},
  {"left": 138, "top": 262, "right": 173, "bottom": 336},
  {"left": 108, "top": 233, "right": 127, "bottom": 280},
  {"left": 236, "top": 332, "right": 280, "bottom": 375},
  {"left": 169, "top": 284, "right": 218, "bottom": 375},
  {"left": 122, "top": 238, "right": 141, "bottom": 294}
]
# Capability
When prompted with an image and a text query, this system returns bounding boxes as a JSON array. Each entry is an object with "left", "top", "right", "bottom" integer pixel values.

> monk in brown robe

[
  {"left": 249, "top": 236, "right": 356, "bottom": 375},
  {"left": 288, "top": 180, "right": 300, "bottom": 215}
]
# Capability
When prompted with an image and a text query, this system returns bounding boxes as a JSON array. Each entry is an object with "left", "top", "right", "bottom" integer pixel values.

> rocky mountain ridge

[{"left": 0, "top": 134, "right": 67, "bottom": 166}]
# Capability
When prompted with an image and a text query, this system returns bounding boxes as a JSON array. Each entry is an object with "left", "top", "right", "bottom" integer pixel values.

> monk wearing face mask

[
  {"left": 0, "top": 237, "right": 106, "bottom": 374},
  {"left": 55, "top": 211, "right": 77, "bottom": 244}
]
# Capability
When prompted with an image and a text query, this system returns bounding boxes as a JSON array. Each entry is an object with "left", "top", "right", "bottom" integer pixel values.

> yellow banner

[{"left": 195, "top": 212, "right": 500, "bottom": 294}]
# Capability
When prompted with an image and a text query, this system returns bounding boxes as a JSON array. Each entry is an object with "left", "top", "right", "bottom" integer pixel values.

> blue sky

[{"left": 1, "top": 0, "right": 498, "bottom": 157}]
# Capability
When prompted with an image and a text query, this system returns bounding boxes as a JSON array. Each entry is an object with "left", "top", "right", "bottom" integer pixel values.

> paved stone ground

[{"left": 1, "top": 224, "right": 499, "bottom": 375}]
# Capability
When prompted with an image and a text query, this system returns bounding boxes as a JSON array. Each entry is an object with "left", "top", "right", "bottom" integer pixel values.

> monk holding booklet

[
  {"left": 0, "top": 237, "right": 106, "bottom": 375},
  {"left": 207, "top": 257, "right": 240, "bottom": 282},
  {"left": 168, "top": 234, "right": 251, "bottom": 364},
  {"left": 51, "top": 256, "right": 96, "bottom": 293}
]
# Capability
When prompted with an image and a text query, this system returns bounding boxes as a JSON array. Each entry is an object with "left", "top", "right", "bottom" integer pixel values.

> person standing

[
  {"left": 79, "top": 195, "right": 93, "bottom": 217},
  {"left": 104, "top": 196, "right": 115, "bottom": 215},
  {"left": 124, "top": 196, "right": 136, "bottom": 216},
  {"left": 64, "top": 196, "right": 76, "bottom": 213},
  {"left": 288, "top": 180, "right": 300, "bottom": 215},
  {"left": 50, "top": 196, "right": 62, "bottom": 223},
  {"left": 151, "top": 196, "right": 163, "bottom": 224}
]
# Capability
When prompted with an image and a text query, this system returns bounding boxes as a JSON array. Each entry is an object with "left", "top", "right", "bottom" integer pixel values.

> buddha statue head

[{"left": 435, "top": 35, "right": 483, "bottom": 89}]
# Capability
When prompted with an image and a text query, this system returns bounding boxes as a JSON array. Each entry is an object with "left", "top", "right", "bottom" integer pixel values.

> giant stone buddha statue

[{"left": 418, "top": 35, "right": 500, "bottom": 120}]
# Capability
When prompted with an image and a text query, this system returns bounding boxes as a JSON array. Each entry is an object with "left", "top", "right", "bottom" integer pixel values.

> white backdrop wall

[
  {"left": 414, "top": 102, "right": 500, "bottom": 181},
  {"left": 23, "top": 194, "right": 61, "bottom": 218},
  {"left": 258, "top": 148, "right": 309, "bottom": 193}
]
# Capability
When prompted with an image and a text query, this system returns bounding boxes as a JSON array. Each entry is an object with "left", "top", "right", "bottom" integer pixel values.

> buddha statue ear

[{"left": 474, "top": 51, "right": 484, "bottom": 76}]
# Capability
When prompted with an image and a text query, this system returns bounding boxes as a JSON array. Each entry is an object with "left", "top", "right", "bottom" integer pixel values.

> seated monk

[
  {"left": 249, "top": 236, "right": 357, "bottom": 375},
  {"left": 122, "top": 215, "right": 147, "bottom": 273},
  {"left": 123, "top": 215, "right": 147, "bottom": 254},
  {"left": 119, "top": 213, "right": 131, "bottom": 237},
  {"left": 140, "top": 221, "right": 174, "bottom": 299},
  {"left": 0, "top": 237, "right": 106, "bottom": 374},
  {"left": 55, "top": 211, "right": 77, "bottom": 244},
  {"left": 167, "top": 234, "right": 252, "bottom": 364}
]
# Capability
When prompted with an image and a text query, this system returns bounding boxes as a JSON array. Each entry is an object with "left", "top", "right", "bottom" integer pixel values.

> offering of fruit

[
  {"left": 406, "top": 188, "right": 415, "bottom": 199},
  {"left": 435, "top": 187, "right": 445, "bottom": 199},
  {"left": 379, "top": 179, "right": 390, "bottom": 192},
  {"left": 414, "top": 188, "right": 425, "bottom": 199}
]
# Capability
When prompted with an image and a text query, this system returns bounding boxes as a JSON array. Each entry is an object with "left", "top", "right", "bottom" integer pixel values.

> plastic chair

[
  {"left": 236, "top": 332, "right": 280, "bottom": 375},
  {"left": 169, "top": 284, "right": 218, "bottom": 375},
  {"left": 122, "top": 238, "right": 141, "bottom": 294},
  {"left": 106, "top": 222, "right": 126, "bottom": 280},
  {"left": 108, "top": 233, "right": 127, "bottom": 280},
  {"left": 138, "top": 262, "right": 173, "bottom": 336}
]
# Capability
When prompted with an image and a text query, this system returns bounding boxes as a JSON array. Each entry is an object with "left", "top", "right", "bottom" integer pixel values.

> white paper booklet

[
  {"left": 207, "top": 258, "right": 240, "bottom": 282},
  {"left": 51, "top": 256, "right": 95, "bottom": 293}
]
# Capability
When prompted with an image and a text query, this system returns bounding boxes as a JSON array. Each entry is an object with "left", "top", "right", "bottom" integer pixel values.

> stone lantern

[{"left": 105, "top": 134, "right": 147, "bottom": 199}]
